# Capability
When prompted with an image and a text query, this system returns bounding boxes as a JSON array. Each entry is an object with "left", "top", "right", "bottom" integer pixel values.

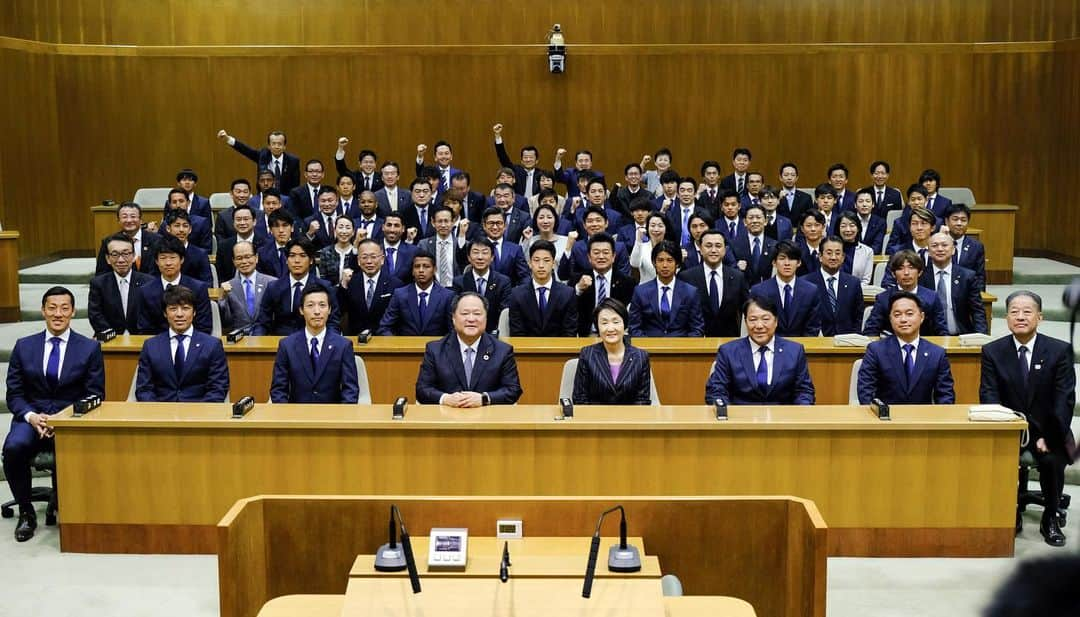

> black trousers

[{"left": 1027, "top": 444, "right": 1067, "bottom": 518}]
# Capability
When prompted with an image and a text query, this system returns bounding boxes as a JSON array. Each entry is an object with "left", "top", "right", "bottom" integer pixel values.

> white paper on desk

[
  {"left": 959, "top": 333, "right": 993, "bottom": 346},
  {"left": 968, "top": 404, "right": 1022, "bottom": 421}
]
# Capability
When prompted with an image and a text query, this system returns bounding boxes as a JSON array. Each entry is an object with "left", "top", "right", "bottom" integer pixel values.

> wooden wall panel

[
  {"left": 1048, "top": 38, "right": 1080, "bottom": 259},
  {"left": 2, "top": 0, "right": 1079, "bottom": 45}
]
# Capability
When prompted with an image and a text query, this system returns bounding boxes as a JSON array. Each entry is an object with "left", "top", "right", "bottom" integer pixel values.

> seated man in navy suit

[
  {"left": 217, "top": 204, "right": 267, "bottom": 284},
  {"left": 749, "top": 240, "right": 821, "bottom": 337},
  {"left": 508, "top": 240, "right": 578, "bottom": 336},
  {"left": 981, "top": 291, "right": 1076, "bottom": 545},
  {"left": 340, "top": 239, "right": 403, "bottom": 335},
  {"left": 214, "top": 178, "right": 256, "bottom": 244},
  {"left": 131, "top": 236, "right": 212, "bottom": 335},
  {"left": 629, "top": 241, "right": 704, "bottom": 337},
  {"left": 863, "top": 160, "right": 904, "bottom": 218},
  {"left": 943, "top": 203, "right": 987, "bottom": 290},
  {"left": 678, "top": 230, "right": 749, "bottom": 337},
  {"left": 88, "top": 233, "right": 154, "bottom": 335},
  {"left": 135, "top": 285, "right": 229, "bottom": 402},
  {"left": 253, "top": 238, "right": 340, "bottom": 335},
  {"left": 885, "top": 185, "right": 938, "bottom": 255},
  {"left": 4, "top": 287, "right": 105, "bottom": 541},
  {"left": 377, "top": 252, "right": 453, "bottom": 336},
  {"left": 704, "top": 295, "right": 815, "bottom": 405},
  {"left": 348, "top": 190, "right": 385, "bottom": 242},
  {"left": 94, "top": 202, "right": 162, "bottom": 276},
  {"left": 270, "top": 285, "right": 359, "bottom": 404},
  {"left": 557, "top": 206, "right": 632, "bottom": 281},
  {"left": 256, "top": 209, "right": 299, "bottom": 280},
  {"left": 729, "top": 204, "right": 777, "bottom": 287},
  {"left": 453, "top": 239, "right": 512, "bottom": 334},
  {"left": 380, "top": 212, "right": 418, "bottom": 284},
  {"left": 302, "top": 186, "right": 343, "bottom": 251},
  {"left": 804, "top": 237, "right": 865, "bottom": 335},
  {"left": 758, "top": 186, "right": 794, "bottom": 242},
  {"left": 415, "top": 292, "right": 523, "bottom": 406},
  {"left": 921, "top": 231, "right": 988, "bottom": 334},
  {"left": 857, "top": 290, "right": 955, "bottom": 405},
  {"left": 794, "top": 209, "right": 826, "bottom": 276},
  {"left": 170, "top": 168, "right": 211, "bottom": 219},
  {"left": 827, "top": 163, "right": 855, "bottom": 213},
  {"left": 919, "top": 169, "right": 952, "bottom": 219},
  {"left": 479, "top": 206, "right": 530, "bottom": 286},
  {"left": 163, "top": 210, "right": 213, "bottom": 285},
  {"left": 864, "top": 250, "right": 948, "bottom": 337},
  {"left": 162, "top": 188, "right": 212, "bottom": 251},
  {"left": 883, "top": 206, "right": 935, "bottom": 285}
]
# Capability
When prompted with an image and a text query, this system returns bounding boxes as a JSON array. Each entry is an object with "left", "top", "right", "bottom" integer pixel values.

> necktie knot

[
  {"left": 310, "top": 337, "right": 318, "bottom": 350},
  {"left": 758, "top": 346, "right": 767, "bottom": 357},
  {"left": 49, "top": 336, "right": 61, "bottom": 347},
  {"left": 784, "top": 284, "right": 792, "bottom": 294},
  {"left": 1018, "top": 345, "right": 1028, "bottom": 357},
  {"left": 419, "top": 291, "right": 428, "bottom": 301},
  {"left": 174, "top": 333, "right": 185, "bottom": 343},
  {"left": 903, "top": 343, "right": 914, "bottom": 355}
]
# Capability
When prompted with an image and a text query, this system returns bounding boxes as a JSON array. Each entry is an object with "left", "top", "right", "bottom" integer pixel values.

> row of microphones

[
  {"left": 373, "top": 505, "right": 422, "bottom": 593},
  {"left": 581, "top": 504, "right": 641, "bottom": 598}
]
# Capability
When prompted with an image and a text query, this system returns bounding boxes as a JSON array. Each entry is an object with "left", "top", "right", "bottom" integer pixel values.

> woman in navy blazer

[{"left": 573, "top": 299, "right": 652, "bottom": 405}]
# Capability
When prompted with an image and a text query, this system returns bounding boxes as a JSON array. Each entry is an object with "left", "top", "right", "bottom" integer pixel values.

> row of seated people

[
  {"left": 88, "top": 207, "right": 986, "bottom": 343},
  {"left": 6, "top": 285, "right": 1073, "bottom": 545}
]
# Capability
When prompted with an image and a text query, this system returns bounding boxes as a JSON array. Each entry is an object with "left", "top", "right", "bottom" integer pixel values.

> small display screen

[{"left": 435, "top": 535, "right": 461, "bottom": 552}]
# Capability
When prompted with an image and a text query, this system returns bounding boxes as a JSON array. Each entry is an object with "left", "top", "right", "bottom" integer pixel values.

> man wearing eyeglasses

[{"left": 88, "top": 233, "right": 154, "bottom": 335}]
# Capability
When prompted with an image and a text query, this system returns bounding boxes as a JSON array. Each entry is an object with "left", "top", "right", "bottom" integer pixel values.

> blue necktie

[
  {"left": 751, "top": 237, "right": 761, "bottom": 270},
  {"left": 418, "top": 291, "right": 429, "bottom": 324},
  {"left": 463, "top": 347, "right": 475, "bottom": 387},
  {"left": 681, "top": 209, "right": 690, "bottom": 246},
  {"left": 537, "top": 286, "right": 547, "bottom": 314},
  {"left": 826, "top": 276, "right": 838, "bottom": 315},
  {"left": 709, "top": 271, "right": 720, "bottom": 309},
  {"left": 173, "top": 334, "right": 186, "bottom": 379},
  {"left": 278, "top": 248, "right": 286, "bottom": 274},
  {"left": 418, "top": 208, "right": 427, "bottom": 234},
  {"left": 729, "top": 221, "right": 736, "bottom": 238},
  {"left": 756, "top": 346, "right": 768, "bottom": 388},
  {"left": 45, "top": 336, "right": 61, "bottom": 388},
  {"left": 494, "top": 242, "right": 502, "bottom": 266},
  {"left": 597, "top": 275, "right": 607, "bottom": 303},
  {"left": 292, "top": 281, "right": 302, "bottom": 312},
  {"left": 918, "top": 248, "right": 927, "bottom": 265},
  {"left": 476, "top": 277, "right": 486, "bottom": 297},
  {"left": 310, "top": 337, "right": 320, "bottom": 371},
  {"left": 366, "top": 279, "right": 375, "bottom": 307},
  {"left": 1018, "top": 345, "right": 1029, "bottom": 386},
  {"left": 660, "top": 285, "right": 671, "bottom": 321},
  {"left": 783, "top": 283, "right": 793, "bottom": 320},
  {"left": 386, "top": 247, "right": 396, "bottom": 272},
  {"left": 903, "top": 343, "right": 915, "bottom": 380},
  {"left": 244, "top": 279, "right": 255, "bottom": 316}
]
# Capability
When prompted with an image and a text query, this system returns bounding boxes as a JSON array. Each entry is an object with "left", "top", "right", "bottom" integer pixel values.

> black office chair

[
  {"left": 1017, "top": 450, "right": 1070, "bottom": 533},
  {"left": 0, "top": 451, "right": 58, "bottom": 526}
]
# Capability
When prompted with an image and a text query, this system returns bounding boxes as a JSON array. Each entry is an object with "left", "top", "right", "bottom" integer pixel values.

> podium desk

[
  {"left": 51, "top": 403, "right": 1019, "bottom": 561},
  {"left": 0, "top": 231, "right": 20, "bottom": 322},
  {"left": 98, "top": 335, "right": 985, "bottom": 405}
]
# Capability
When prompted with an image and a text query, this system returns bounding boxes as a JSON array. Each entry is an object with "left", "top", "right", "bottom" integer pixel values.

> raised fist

[
  {"left": 338, "top": 137, "right": 349, "bottom": 148},
  {"left": 570, "top": 196, "right": 581, "bottom": 211},
  {"left": 308, "top": 220, "right": 321, "bottom": 235},
  {"left": 642, "top": 154, "right": 652, "bottom": 165},
  {"left": 417, "top": 144, "right": 427, "bottom": 155},
  {"left": 556, "top": 148, "right": 567, "bottom": 158},
  {"left": 737, "top": 259, "right": 748, "bottom": 271},
  {"left": 567, "top": 230, "right": 579, "bottom": 243},
  {"left": 340, "top": 268, "right": 354, "bottom": 287},
  {"left": 661, "top": 198, "right": 672, "bottom": 213},
  {"left": 492, "top": 123, "right": 503, "bottom": 135},
  {"left": 220, "top": 281, "right": 233, "bottom": 294},
  {"left": 459, "top": 219, "right": 470, "bottom": 236},
  {"left": 521, "top": 226, "right": 533, "bottom": 241},
  {"left": 406, "top": 227, "right": 419, "bottom": 242},
  {"left": 216, "top": 129, "right": 229, "bottom": 141},
  {"left": 576, "top": 275, "right": 593, "bottom": 292}
]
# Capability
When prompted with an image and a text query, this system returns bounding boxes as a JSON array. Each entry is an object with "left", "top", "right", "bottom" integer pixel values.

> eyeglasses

[{"left": 108, "top": 251, "right": 135, "bottom": 259}]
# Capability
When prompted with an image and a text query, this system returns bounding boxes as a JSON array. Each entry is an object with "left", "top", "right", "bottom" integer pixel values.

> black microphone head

[
  {"left": 618, "top": 506, "right": 628, "bottom": 549},
  {"left": 400, "top": 531, "right": 422, "bottom": 594}
]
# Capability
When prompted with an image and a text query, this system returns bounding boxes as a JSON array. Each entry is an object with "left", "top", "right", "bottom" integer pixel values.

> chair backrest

[
  {"left": 558, "top": 358, "right": 578, "bottom": 401},
  {"left": 209, "top": 192, "right": 233, "bottom": 209},
  {"left": 660, "top": 574, "right": 684, "bottom": 597},
  {"left": 884, "top": 209, "right": 903, "bottom": 235},
  {"left": 132, "top": 187, "right": 172, "bottom": 207},
  {"left": 848, "top": 359, "right": 863, "bottom": 405},
  {"left": 648, "top": 370, "right": 661, "bottom": 405},
  {"left": 497, "top": 308, "right": 510, "bottom": 341},
  {"left": 871, "top": 262, "right": 886, "bottom": 286},
  {"left": 939, "top": 187, "right": 975, "bottom": 207},
  {"left": 211, "top": 267, "right": 220, "bottom": 288},
  {"left": 126, "top": 368, "right": 139, "bottom": 402},
  {"left": 739, "top": 317, "right": 748, "bottom": 337},
  {"left": 797, "top": 187, "right": 814, "bottom": 199},
  {"left": 210, "top": 301, "right": 222, "bottom": 337},
  {"left": 354, "top": 354, "right": 372, "bottom": 405},
  {"left": 862, "top": 305, "right": 873, "bottom": 331}
]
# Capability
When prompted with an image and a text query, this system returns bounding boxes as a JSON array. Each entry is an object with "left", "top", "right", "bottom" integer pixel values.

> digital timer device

[{"left": 427, "top": 528, "right": 469, "bottom": 570}]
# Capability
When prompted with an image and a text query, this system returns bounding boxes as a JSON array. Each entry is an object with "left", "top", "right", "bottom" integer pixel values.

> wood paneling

[
  {"left": 2, "top": 0, "right": 1078, "bottom": 45},
  {"left": 0, "top": 231, "right": 20, "bottom": 321}
]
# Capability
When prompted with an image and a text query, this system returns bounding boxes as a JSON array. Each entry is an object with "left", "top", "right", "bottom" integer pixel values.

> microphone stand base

[
  {"left": 607, "top": 544, "right": 642, "bottom": 572},
  {"left": 374, "top": 542, "right": 408, "bottom": 572}
]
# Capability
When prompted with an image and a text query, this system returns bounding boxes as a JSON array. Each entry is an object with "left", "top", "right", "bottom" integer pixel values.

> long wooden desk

[
  {"left": 52, "top": 403, "right": 1021, "bottom": 560},
  {"left": 220, "top": 496, "right": 820, "bottom": 617},
  {"left": 0, "top": 230, "right": 20, "bottom": 322},
  {"left": 98, "top": 335, "right": 985, "bottom": 405}
]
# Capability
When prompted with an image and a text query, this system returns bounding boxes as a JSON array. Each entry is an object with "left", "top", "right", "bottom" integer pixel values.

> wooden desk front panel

[
  {"left": 54, "top": 404, "right": 1020, "bottom": 558},
  {"left": 0, "top": 232, "right": 21, "bottom": 322},
  {"left": 100, "top": 337, "right": 983, "bottom": 405}
]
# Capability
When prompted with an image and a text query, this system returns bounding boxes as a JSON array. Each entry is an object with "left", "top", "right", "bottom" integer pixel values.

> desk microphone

[
  {"left": 231, "top": 396, "right": 255, "bottom": 419},
  {"left": 499, "top": 540, "right": 511, "bottom": 583},
  {"left": 870, "top": 398, "right": 891, "bottom": 421},
  {"left": 374, "top": 505, "right": 421, "bottom": 593},
  {"left": 714, "top": 399, "right": 728, "bottom": 421},
  {"left": 581, "top": 504, "right": 641, "bottom": 598},
  {"left": 560, "top": 397, "right": 574, "bottom": 419}
]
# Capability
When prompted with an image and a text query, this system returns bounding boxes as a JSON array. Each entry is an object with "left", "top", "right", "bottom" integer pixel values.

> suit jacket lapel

[
  {"left": 313, "top": 336, "right": 334, "bottom": 382},
  {"left": 1024, "top": 337, "right": 1044, "bottom": 408},
  {"left": 180, "top": 336, "right": 204, "bottom": 381},
  {"left": 740, "top": 340, "right": 763, "bottom": 395},
  {"left": 448, "top": 337, "right": 469, "bottom": 390},
  {"left": 668, "top": 283, "right": 682, "bottom": 321},
  {"left": 894, "top": 340, "right": 912, "bottom": 393}
]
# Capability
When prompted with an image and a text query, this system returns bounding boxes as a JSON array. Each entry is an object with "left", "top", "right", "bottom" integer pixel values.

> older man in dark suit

[
  {"left": 218, "top": 129, "right": 301, "bottom": 194},
  {"left": 339, "top": 239, "right": 403, "bottom": 335},
  {"left": 416, "top": 292, "right": 523, "bottom": 406},
  {"left": 88, "top": 233, "right": 154, "bottom": 335}
]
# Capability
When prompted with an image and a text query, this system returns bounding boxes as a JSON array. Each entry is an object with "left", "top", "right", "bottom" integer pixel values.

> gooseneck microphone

[
  {"left": 373, "top": 505, "right": 422, "bottom": 594},
  {"left": 499, "top": 540, "right": 511, "bottom": 583}
]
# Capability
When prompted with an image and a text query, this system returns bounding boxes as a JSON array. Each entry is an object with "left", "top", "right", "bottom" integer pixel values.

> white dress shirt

[
  {"left": 1012, "top": 334, "right": 1038, "bottom": 371},
  {"left": 304, "top": 327, "right": 327, "bottom": 356},
  {"left": 168, "top": 325, "right": 195, "bottom": 360},
  {"left": 774, "top": 275, "right": 798, "bottom": 308},
  {"left": 114, "top": 271, "right": 132, "bottom": 315},
  {"left": 704, "top": 263, "right": 724, "bottom": 308}
]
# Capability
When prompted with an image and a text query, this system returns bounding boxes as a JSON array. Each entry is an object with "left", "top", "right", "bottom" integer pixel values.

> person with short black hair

[
  {"left": 836, "top": 210, "right": 874, "bottom": 283},
  {"left": 827, "top": 163, "right": 854, "bottom": 212},
  {"left": 135, "top": 285, "right": 229, "bottom": 403},
  {"left": 214, "top": 178, "right": 257, "bottom": 243},
  {"left": 795, "top": 209, "right": 827, "bottom": 276},
  {"left": 678, "top": 230, "right": 749, "bottom": 337},
  {"left": 629, "top": 241, "right": 704, "bottom": 337},
  {"left": 862, "top": 160, "right": 903, "bottom": 217},
  {"left": 415, "top": 292, "right": 523, "bottom": 406},
  {"left": 640, "top": 148, "right": 673, "bottom": 197},
  {"left": 918, "top": 169, "right": 952, "bottom": 218},
  {"left": 493, "top": 123, "right": 545, "bottom": 197},
  {"left": 163, "top": 209, "right": 213, "bottom": 284},
  {"left": 286, "top": 158, "right": 329, "bottom": 221},
  {"left": 302, "top": 185, "right": 343, "bottom": 251},
  {"left": 882, "top": 206, "right": 937, "bottom": 286},
  {"left": 269, "top": 285, "right": 359, "bottom": 404},
  {"left": 863, "top": 250, "right": 948, "bottom": 336},
  {"left": 4, "top": 287, "right": 105, "bottom": 541},
  {"left": 943, "top": 202, "right": 986, "bottom": 290},
  {"left": 339, "top": 239, "right": 403, "bottom": 335},
  {"left": 162, "top": 188, "right": 213, "bottom": 251},
  {"left": 252, "top": 238, "right": 339, "bottom": 335},
  {"left": 571, "top": 233, "right": 635, "bottom": 336},
  {"left": 852, "top": 188, "right": 887, "bottom": 255},
  {"left": 757, "top": 185, "right": 795, "bottom": 242},
  {"left": 720, "top": 148, "right": 752, "bottom": 195},
  {"left": 857, "top": 290, "right": 954, "bottom": 405},
  {"left": 804, "top": 236, "right": 865, "bottom": 335},
  {"left": 334, "top": 137, "right": 383, "bottom": 193},
  {"left": 95, "top": 202, "right": 162, "bottom": 276},
  {"left": 88, "top": 233, "right": 154, "bottom": 335},
  {"left": 553, "top": 146, "right": 605, "bottom": 199},
  {"left": 169, "top": 168, "right": 212, "bottom": 218},
  {"left": 573, "top": 298, "right": 653, "bottom": 404},
  {"left": 377, "top": 252, "right": 453, "bottom": 336},
  {"left": 415, "top": 140, "right": 463, "bottom": 196},
  {"left": 749, "top": 240, "right": 821, "bottom": 337},
  {"left": 216, "top": 203, "right": 268, "bottom": 284},
  {"left": 728, "top": 204, "right": 777, "bottom": 287},
  {"left": 608, "top": 163, "right": 651, "bottom": 219},
  {"left": 704, "top": 295, "right": 815, "bottom": 405},
  {"left": 218, "top": 128, "right": 301, "bottom": 193},
  {"left": 130, "top": 236, "right": 213, "bottom": 334},
  {"left": 480, "top": 206, "right": 530, "bottom": 285},
  {"left": 559, "top": 203, "right": 632, "bottom": 281},
  {"left": 508, "top": 240, "right": 578, "bottom": 336},
  {"left": 885, "top": 184, "right": 940, "bottom": 255},
  {"left": 374, "top": 161, "right": 412, "bottom": 215},
  {"left": 777, "top": 162, "right": 812, "bottom": 223},
  {"left": 379, "top": 211, "right": 418, "bottom": 283},
  {"left": 256, "top": 208, "right": 298, "bottom": 279}
]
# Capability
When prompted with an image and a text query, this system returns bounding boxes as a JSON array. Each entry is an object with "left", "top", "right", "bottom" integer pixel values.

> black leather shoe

[
  {"left": 14, "top": 511, "right": 36, "bottom": 542},
  {"left": 1041, "top": 515, "right": 1066, "bottom": 547}
]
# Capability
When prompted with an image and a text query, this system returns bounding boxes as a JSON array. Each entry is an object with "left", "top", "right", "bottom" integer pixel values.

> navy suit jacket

[
  {"left": 981, "top": 334, "right": 1076, "bottom": 459},
  {"left": 376, "top": 283, "right": 454, "bottom": 336},
  {"left": 216, "top": 235, "right": 266, "bottom": 284},
  {"left": 728, "top": 232, "right": 777, "bottom": 287},
  {"left": 255, "top": 242, "right": 291, "bottom": 280},
  {"left": 135, "top": 331, "right": 229, "bottom": 402},
  {"left": 414, "top": 163, "right": 463, "bottom": 196},
  {"left": 490, "top": 239, "right": 531, "bottom": 286},
  {"left": 287, "top": 184, "right": 329, "bottom": 221},
  {"left": 571, "top": 270, "right": 635, "bottom": 336},
  {"left": 750, "top": 278, "right": 822, "bottom": 337},
  {"left": 705, "top": 337, "right": 815, "bottom": 405},
  {"left": 160, "top": 213, "right": 212, "bottom": 252},
  {"left": 339, "top": 272, "right": 403, "bottom": 336},
  {"left": 955, "top": 236, "right": 987, "bottom": 290},
  {"left": 834, "top": 190, "right": 856, "bottom": 213},
  {"left": 885, "top": 208, "right": 942, "bottom": 255},
  {"left": 452, "top": 270, "right": 513, "bottom": 334},
  {"left": 858, "top": 215, "right": 888, "bottom": 254},
  {"left": 555, "top": 166, "right": 605, "bottom": 198},
  {"left": 382, "top": 242, "right": 418, "bottom": 284},
  {"left": 95, "top": 231, "right": 162, "bottom": 276},
  {"left": 794, "top": 239, "right": 822, "bottom": 277},
  {"left": 415, "top": 333, "right": 523, "bottom": 404},
  {"left": 857, "top": 337, "right": 954, "bottom": 405},
  {"left": 919, "top": 266, "right": 988, "bottom": 334},
  {"left": 166, "top": 194, "right": 211, "bottom": 220},
  {"left": 373, "top": 187, "right": 412, "bottom": 217},
  {"left": 780, "top": 190, "right": 814, "bottom": 224},
  {"left": 230, "top": 140, "right": 301, "bottom": 194},
  {"left": 181, "top": 243, "right": 213, "bottom": 284},
  {"left": 132, "top": 277, "right": 212, "bottom": 335},
  {"left": 925, "top": 194, "right": 953, "bottom": 219},
  {"left": 5, "top": 331, "right": 105, "bottom": 421},
  {"left": 495, "top": 141, "right": 545, "bottom": 197},
  {"left": 572, "top": 343, "right": 652, "bottom": 405},
  {"left": 859, "top": 185, "right": 904, "bottom": 219},
  {"left": 215, "top": 207, "right": 270, "bottom": 244},
  {"left": 303, "top": 212, "right": 342, "bottom": 250},
  {"left": 252, "top": 275, "right": 340, "bottom": 336},
  {"left": 335, "top": 158, "right": 384, "bottom": 194},
  {"left": 763, "top": 213, "right": 794, "bottom": 243},
  {"left": 678, "top": 264, "right": 749, "bottom": 337},
  {"left": 402, "top": 204, "right": 437, "bottom": 240},
  {"left": 629, "top": 279, "right": 705, "bottom": 337},
  {"left": 556, "top": 239, "right": 632, "bottom": 282},
  {"left": 508, "top": 281, "right": 578, "bottom": 336},
  {"left": 88, "top": 270, "right": 154, "bottom": 335},
  {"left": 270, "top": 330, "right": 359, "bottom": 403},
  {"left": 804, "top": 271, "right": 865, "bottom": 335},
  {"left": 862, "top": 286, "right": 949, "bottom": 337},
  {"left": 349, "top": 216, "right": 386, "bottom": 244}
]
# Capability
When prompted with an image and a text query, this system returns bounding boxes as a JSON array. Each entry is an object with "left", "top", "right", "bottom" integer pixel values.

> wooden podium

[
  {"left": 256, "top": 536, "right": 756, "bottom": 617},
  {"left": 0, "top": 230, "right": 20, "bottom": 322}
]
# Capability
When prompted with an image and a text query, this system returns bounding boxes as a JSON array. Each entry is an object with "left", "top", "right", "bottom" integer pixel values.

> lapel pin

[
  {"left": 483, "top": 354, "right": 490, "bottom": 361},
  {"left": 327, "top": 344, "right": 333, "bottom": 351},
  {"left": 1034, "top": 364, "right": 1042, "bottom": 370}
]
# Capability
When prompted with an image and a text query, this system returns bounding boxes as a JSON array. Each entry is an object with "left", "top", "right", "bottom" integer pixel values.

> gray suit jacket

[
  {"left": 374, "top": 187, "right": 412, "bottom": 216},
  {"left": 218, "top": 272, "right": 276, "bottom": 333}
]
